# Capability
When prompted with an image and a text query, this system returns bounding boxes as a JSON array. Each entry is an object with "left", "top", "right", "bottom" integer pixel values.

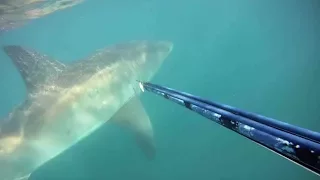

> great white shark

[{"left": 0, "top": 40, "right": 173, "bottom": 180}]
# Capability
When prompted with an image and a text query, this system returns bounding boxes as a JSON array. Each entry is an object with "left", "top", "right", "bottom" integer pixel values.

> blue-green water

[{"left": 0, "top": 0, "right": 319, "bottom": 179}]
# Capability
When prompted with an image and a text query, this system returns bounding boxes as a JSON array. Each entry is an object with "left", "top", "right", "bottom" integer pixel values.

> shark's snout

[
  {"left": 159, "top": 41, "right": 173, "bottom": 53},
  {"left": 155, "top": 41, "right": 173, "bottom": 59},
  {"left": 133, "top": 40, "right": 173, "bottom": 81},
  {"left": 144, "top": 40, "right": 173, "bottom": 66}
]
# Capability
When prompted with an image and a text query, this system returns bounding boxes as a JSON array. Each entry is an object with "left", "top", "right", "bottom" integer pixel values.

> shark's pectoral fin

[
  {"left": 14, "top": 173, "right": 31, "bottom": 180},
  {"left": 110, "top": 95, "right": 155, "bottom": 160}
]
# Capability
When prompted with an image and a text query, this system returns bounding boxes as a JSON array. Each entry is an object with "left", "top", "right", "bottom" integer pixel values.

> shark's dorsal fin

[{"left": 3, "top": 46, "right": 66, "bottom": 93}]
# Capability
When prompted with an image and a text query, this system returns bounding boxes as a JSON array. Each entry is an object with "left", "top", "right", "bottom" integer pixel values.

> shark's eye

[{"left": 60, "top": 1, "right": 72, "bottom": 6}]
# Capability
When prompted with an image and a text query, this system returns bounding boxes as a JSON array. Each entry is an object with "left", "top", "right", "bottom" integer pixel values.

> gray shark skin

[{"left": 0, "top": 40, "right": 173, "bottom": 180}]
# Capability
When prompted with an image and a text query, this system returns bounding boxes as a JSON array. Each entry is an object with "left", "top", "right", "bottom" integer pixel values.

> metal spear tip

[{"left": 136, "top": 80, "right": 145, "bottom": 92}]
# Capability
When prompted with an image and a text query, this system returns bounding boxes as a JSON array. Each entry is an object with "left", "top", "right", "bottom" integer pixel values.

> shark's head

[{"left": 109, "top": 40, "right": 173, "bottom": 81}]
